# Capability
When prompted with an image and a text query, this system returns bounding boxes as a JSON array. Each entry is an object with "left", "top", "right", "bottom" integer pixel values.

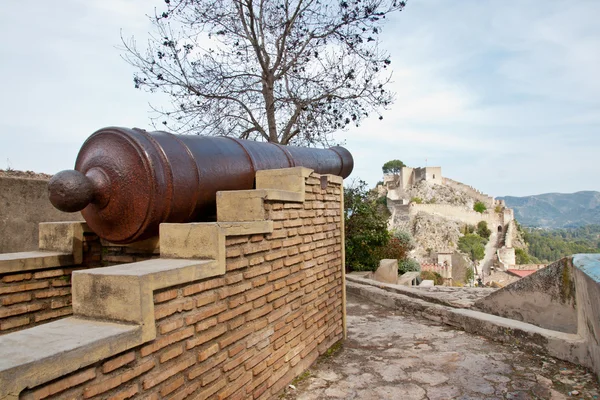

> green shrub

[
  {"left": 344, "top": 180, "right": 390, "bottom": 272},
  {"left": 458, "top": 234, "right": 486, "bottom": 262},
  {"left": 398, "top": 258, "right": 421, "bottom": 274},
  {"left": 411, "top": 197, "right": 423, "bottom": 204},
  {"left": 476, "top": 221, "right": 491, "bottom": 239},
  {"left": 515, "top": 247, "right": 531, "bottom": 264},
  {"left": 473, "top": 201, "right": 487, "bottom": 213},
  {"left": 465, "top": 267, "right": 474, "bottom": 283},
  {"left": 420, "top": 270, "right": 444, "bottom": 285},
  {"left": 495, "top": 205, "right": 502, "bottom": 213},
  {"left": 462, "top": 224, "right": 475, "bottom": 235}
]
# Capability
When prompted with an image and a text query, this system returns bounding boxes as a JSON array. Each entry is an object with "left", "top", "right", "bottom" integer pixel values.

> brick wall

[
  {"left": 0, "top": 231, "right": 102, "bottom": 334},
  {"left": 0, "top": 232, "right": 159, "bottom": 335},
  {"left": 19, "top": 172, "right": 344, "bottom": 399}
]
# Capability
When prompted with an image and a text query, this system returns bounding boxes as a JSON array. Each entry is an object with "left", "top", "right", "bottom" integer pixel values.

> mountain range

[{"left": 498, "top": 191, "right": 600, "bottom": 228}]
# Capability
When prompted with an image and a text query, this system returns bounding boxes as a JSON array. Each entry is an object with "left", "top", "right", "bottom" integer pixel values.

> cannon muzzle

[{"left": 49, "top": 127, "right": 353, "bottom": 244}]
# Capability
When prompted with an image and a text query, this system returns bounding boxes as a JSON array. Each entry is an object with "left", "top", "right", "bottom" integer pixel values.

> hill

[{"left": 499, "top": 191, "right": 600, "bottom": 228}]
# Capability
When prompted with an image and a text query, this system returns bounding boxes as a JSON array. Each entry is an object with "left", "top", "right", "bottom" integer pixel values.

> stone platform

[{"left": 284, "top": 294, "right": 600, "bottom": 400}]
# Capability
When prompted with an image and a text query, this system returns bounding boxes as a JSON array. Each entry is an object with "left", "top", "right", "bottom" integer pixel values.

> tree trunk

[{"left": 262, "top": 74, "right": 279, "bottom": 143}]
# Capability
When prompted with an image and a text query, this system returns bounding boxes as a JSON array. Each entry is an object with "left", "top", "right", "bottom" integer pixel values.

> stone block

[
  {"left": 419, "top": 280, "right": 434, "bottom": 287},
  {"left": 397, "top": 271, "right": 421, "bottom": 286},
  {"left": 373, "top": 259, "right": 398, "bottom": 284}
]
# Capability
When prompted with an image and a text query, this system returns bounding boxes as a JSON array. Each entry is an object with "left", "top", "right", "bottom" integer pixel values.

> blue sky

[{"left": 0, "top": 0, "right": 598, "bottom": 197}]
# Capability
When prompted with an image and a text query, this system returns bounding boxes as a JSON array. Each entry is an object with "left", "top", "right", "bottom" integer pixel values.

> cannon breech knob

[{"left": 48, "top": 169, "right": 110, "bottom": 213}]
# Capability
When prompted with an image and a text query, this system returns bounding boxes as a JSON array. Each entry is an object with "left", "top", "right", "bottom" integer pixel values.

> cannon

[{"left": 48, "top": 127, "right": 353, "bottom": 244}]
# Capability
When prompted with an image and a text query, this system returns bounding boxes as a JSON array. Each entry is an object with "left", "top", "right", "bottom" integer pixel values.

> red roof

[{"left": 507, "top": 269, "right": 536, "bottom": 278}]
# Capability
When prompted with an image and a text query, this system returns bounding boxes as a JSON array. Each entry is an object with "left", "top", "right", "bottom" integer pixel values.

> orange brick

[
  {"left": 219, "top": 281, "right": 252, "bottom": 299},
  {"left": 161, "top": 376, "right": 185, "bottom": 397},
  {"left": 0, "top": 302, "right": 43, "bottom": 319},
  {"left": 2, "top": 273, "right": 32, "bottom": 283},
  {"left": 158, "top": 319, "right": 184, "bottom": 335},
  {"left": 223, "top": 351, "right": 254, "bottom": 373},
  {"left": 0, "top": 316, "right": 30, "bottom": 331},
  {"left": 227, "top": 341, "right": 245, "bottom": 358},
  {"left": 34, "top": 287, "right": 69, "bottom": 298},
  {"left": 264, "top": 250, "right": 286, "bottom": 261},
  {"left": 107, "top": 384, "right": 138, "bottom": 400},
  {"left": 245, "top": 303, "right": 273, "bottom": 322},
  {"left": 197, "top": 377, "right": 227, "bottom": 400},
  {"left": 219, "top": 325, "right": 254, "bottom": 348},
  {"left": 160, "top": 345, "right": 184, "bottom": 363},
  {"left": 154, "top": 288, "right": 178, "bottom": 303},
  {"left": 143, "top": 355, "right": 195, "bottom": 389},
  {"left": 140, "top": 327, "right": 194, "bottom": 357},
  {"left": 102, "top": 351, "right": 136, "bottom": 374},
  {"left": 225, "top": 273, "right": 244, "bottom": 285},
  {"left": 249, "top": 256, "right": 265, "bottom": 266},
  {"left": 243, "top": 265, "right": 271, "bottom": 279},
  {"left": 188, "top": 352, "right": 228, "bottom": 380},
  {"left": 1, "top": 292, "right": 32, "bottom": 305},
  {"left": 244, "top": 285, "right": 273, "bottom": 302},
  {"left": 182, "top": 278, "right": 224, "bottom": 296},
  {"left": 243, "top": 242, "right": 270, "bottom": 255},
  {"left": 217, "top": 371, "right": 252, "bottom": 399},
  {"left": 83, "top": 360, "right": 154, "bottom": 398},
  {"left": 195, "top": 317, "right": 218, "bottom": 332},
  {"left": 284, "top": 255, "right": 304, "bottom": 267},
  {"left": 154, "top": 297, "right": 194, "bottom": 320},
  {"left": 266, "top": 287, "right": 289, "bottom": 302},
  {"left": 198, "top": 342, "right": 219, "bottom": 362},
  {"left": 217, "top": 303, "right": 252, "bottom": 323},
  {"left": 33, "top": 307, "right": 72, "bottom": 322},
  {"left": 168, "top": 381, "right": 201, "bottom": 400},
  {"left": 186, "top": 324, "right": 227, "bottom": 350},
  {"left": 185, "top": 303, "right": 227, "bottom": 325},
  {"left": 201, "top": 368, "right": 221, "bottom": 386},
  {"left": 245, "top": 347, "right": 271, "bottom": 370},
  {"left": 226, "top": 258, "right": 249, "bottom": 271},
  {"left": 0, "top": 281, "right": 48, "bottom": 295},
  {"left": 33, "top": 269, "right": 65, "bottom": 279},
  {"left": 30, "top": 367, "right": 96, "bottom": 399},
  {"left": 267, "top": 268, "right": 290, "bottom": 282},
  {"left": 50, "top": 297, "right": 72, "bottom": 309}
]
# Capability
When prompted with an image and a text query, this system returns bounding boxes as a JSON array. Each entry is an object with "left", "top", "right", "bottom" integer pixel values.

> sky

[{"left": 0, "top": 0, "right": 598, "bottom": 197}]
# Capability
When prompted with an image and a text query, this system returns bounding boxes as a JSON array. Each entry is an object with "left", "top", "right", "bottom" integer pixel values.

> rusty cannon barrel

[{"left": 48, "top": 127, "right": 353, "bottom": 244}]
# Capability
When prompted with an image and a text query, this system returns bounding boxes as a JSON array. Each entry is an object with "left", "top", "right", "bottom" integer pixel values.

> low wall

[
  {"left": 0, "top": 167, "right": 345, "bottom": 400},
  {"left": 442, "top": 177, "right": 495, "bottom": 207},
  {"left": 0, "top": 175, "right": 83, "bottom": 253},
  {"left": 409, "top": 203, "right": 499, "bottom": 226}
]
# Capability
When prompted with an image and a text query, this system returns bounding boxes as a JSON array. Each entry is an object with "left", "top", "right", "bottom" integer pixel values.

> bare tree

[{"left": 123, "top": 0, "right": 406, "bottom": 146}]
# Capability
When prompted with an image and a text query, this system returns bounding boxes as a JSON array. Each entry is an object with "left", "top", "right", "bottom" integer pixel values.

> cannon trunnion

[{"left": 48, "top": 127, "right": 353, "bottom": 244}]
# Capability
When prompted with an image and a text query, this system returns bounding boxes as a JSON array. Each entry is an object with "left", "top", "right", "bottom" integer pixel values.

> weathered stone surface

[
  {"left": 397, "top": 271, "right": 420, "bottom": 286},
  {"left": 418, "top": 279, "right": 434, "bottom": 287},
  {"left": 283, "top": 294, "right": 600, "bottom": 400},
  {"left": 373, "top": 259, "right": 398, "bottom": 284}
]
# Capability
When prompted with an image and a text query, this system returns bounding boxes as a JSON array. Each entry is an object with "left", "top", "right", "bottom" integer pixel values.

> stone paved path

[{"left": 284, "top": 294, "right": 600, "bottom": 400}]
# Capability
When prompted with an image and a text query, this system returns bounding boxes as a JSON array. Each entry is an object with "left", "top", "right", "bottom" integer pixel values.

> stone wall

[
  {"left": 442, "top": 177, "right": 496, "bottom": 208},
  {"left": 0, "top": 176, "right": 83, "bottom": 253},
  {"left": 408, "top": 203, "right": 499, "bottom": 226},
  {"left": 0, "top": 168, "right": 345, "bottom": 400}
]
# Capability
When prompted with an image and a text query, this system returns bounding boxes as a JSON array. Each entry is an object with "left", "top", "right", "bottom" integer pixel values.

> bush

[
  {"left": 515, "top": 247, "right": 531, "bottom": 264},
  {"left": 375, "top": 230, "right": 416, "bottom": 265},
  {"left": 344, "top": 180, "right": 390, "bottom": 271},
  {"left": 474, "top": 201, "right": 487, "bottom": 213},
  {"left": 398, "top": 258, "right": 421, "bottom": 274},
  {"left": 476, "top": 221, "right": 491, "bottom": 239},
  {"left": 462, "top": 224, "right": 475, "bottom": 235},
  {"left": 465, "top": 267, "right": 474, "bottom": 283},
  {"left": 420, "top": 271, "right": 444, "bottom": 285},
  {"left": 411, "top": 197, "right": 423, "bottom": 204},
  {"left": 495, "top": 205, "right": 503, "bottom": 213},
  {"left": 458, "top": 234, "right": 486, "bottom": 262}
]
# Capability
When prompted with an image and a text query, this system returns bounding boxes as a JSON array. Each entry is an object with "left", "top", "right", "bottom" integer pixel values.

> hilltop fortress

[{"left": 381, "top": 166, "right": 520, "bottom": 279}]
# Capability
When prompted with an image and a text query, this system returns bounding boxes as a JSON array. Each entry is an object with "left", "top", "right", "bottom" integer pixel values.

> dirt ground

[{"left": 283, "top": 294, "right": 600, "bottom": 400}]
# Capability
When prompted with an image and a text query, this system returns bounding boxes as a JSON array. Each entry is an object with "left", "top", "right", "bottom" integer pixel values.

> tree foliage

[
  {"left": 382, "top": 159, "right": 406, "bottom": 174},
  {"left": 458, "top": 234, "right": 486, "bottom": 262},
  {"left": 473, "top": 201, "right": 486, "bottom": 213},
  {"left": 522, "top": 225, "right": 600, "bottom": 263},
  {"left": 398, "top": 258, "right": 420, "bottom": 274},
  {"left": 476, "top": 221, "right": 491, "bottom": 239},
  {"left": 344, "top": 180, "right": 390, "bottom": 271},
  {"left": 123, "top": 0, "right": 406, "bottom": 146}
]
